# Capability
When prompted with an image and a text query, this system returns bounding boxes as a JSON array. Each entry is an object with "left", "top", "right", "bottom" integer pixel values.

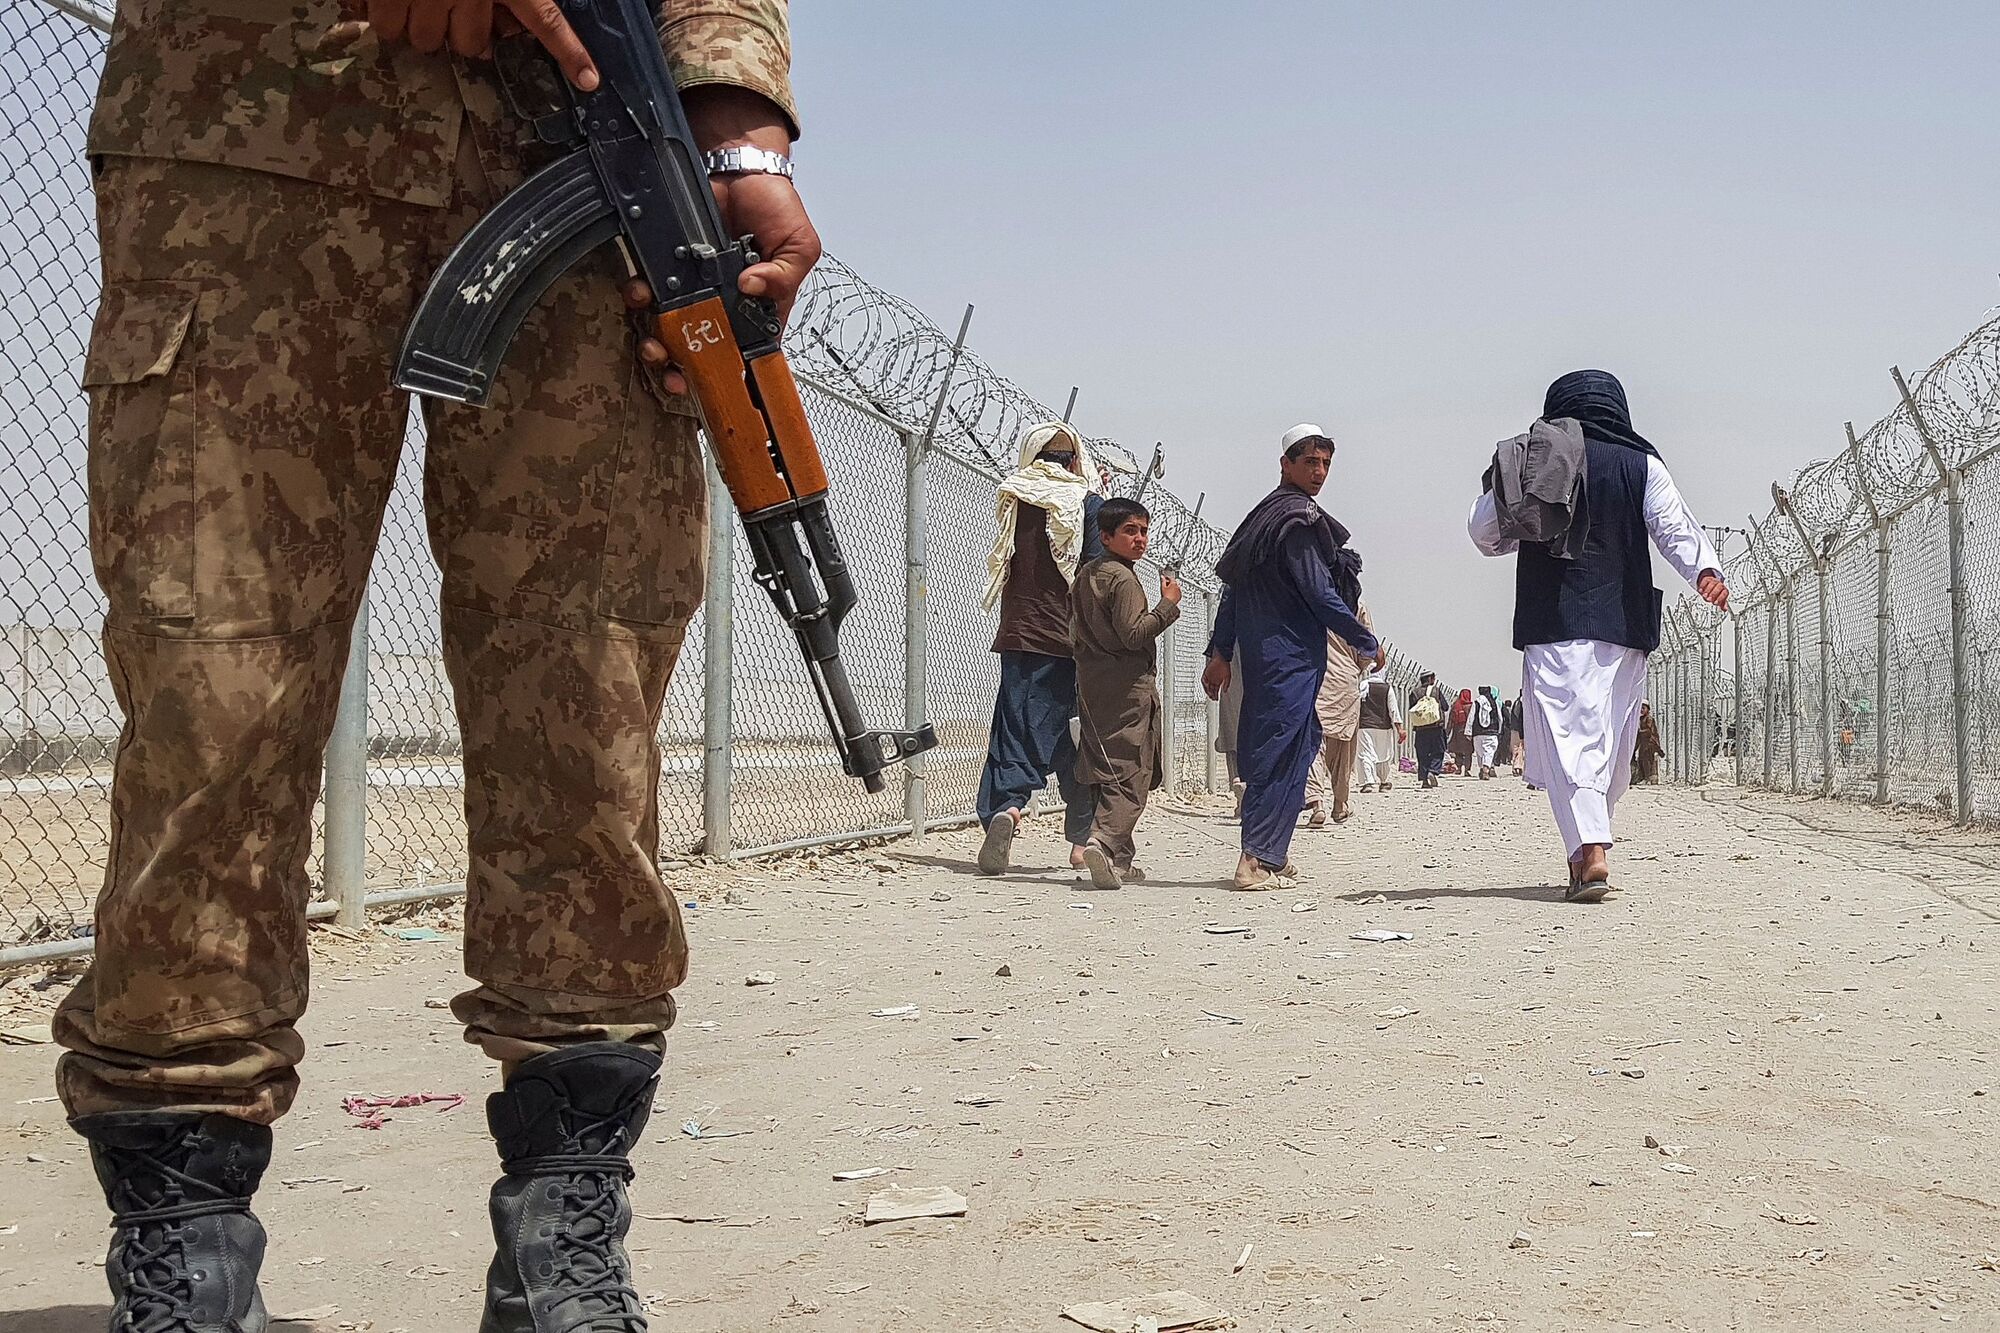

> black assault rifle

[{"left": 393, "top": 0, "right": 936, "bottom": 793}]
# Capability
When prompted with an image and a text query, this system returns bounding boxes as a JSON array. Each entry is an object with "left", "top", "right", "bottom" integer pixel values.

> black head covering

[{"left": 1542, "top": 370, "right": 1660, "bottom": 459}]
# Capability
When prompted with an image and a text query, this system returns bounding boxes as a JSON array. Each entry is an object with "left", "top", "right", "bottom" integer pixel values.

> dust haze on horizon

[{"left": 790, "top": 0, "right": 1999, "bottom": 691}]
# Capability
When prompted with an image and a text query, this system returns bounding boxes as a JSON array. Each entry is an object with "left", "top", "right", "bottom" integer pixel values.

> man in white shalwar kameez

[{"left": 1468, "top": 371, "right": 1730, "bottom": 901}]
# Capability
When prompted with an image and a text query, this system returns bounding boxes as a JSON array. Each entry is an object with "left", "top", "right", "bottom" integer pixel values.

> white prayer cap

[{"left": 1280, "top": 422, "right": 1335, "bottom": 456}]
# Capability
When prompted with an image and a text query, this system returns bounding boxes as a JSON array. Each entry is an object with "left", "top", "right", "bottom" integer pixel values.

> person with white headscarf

[{"left": 975, "top": 422, "right": 1104, "bottom": 875}]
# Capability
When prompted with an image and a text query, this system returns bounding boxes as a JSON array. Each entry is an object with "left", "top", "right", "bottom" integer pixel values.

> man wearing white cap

[
  {"left": 975, "top": 421, "right": 1105, "bottom": 875},
  {"left": 1202, "top": 425, "right": 1377, "bottom": 889}
]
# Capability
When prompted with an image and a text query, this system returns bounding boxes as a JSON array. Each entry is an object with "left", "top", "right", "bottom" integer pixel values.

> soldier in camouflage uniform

[{"left": 55, "top": 2, "right": 816, "bottom": 1329}]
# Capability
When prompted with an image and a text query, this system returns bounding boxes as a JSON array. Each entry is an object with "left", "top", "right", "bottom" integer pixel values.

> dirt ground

[{"left": 2, "top": 777, "right": 1996, "bottom": 1332}]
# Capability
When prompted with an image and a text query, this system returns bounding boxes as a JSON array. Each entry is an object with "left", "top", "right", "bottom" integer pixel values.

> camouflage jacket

[{"left": 88, "top": 1, "right": 796, "bottom": 209}]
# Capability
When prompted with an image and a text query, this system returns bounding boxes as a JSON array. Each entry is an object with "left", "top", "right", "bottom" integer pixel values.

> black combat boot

[
  {"left": 480, "top": 1042, "right": 661, "bottom": 1333},
  {"left": 73, "top": 1111, "right": 272, "bottom": 1333}
]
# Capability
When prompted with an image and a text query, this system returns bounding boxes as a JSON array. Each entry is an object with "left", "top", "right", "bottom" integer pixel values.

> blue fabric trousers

[
  {"left": 1239, "top": 702, "right": 1321, "bottom": 868},
  {"left": 976, "top": 651, "right": 1094, "bottom": 846},
  {"left": 1414, "top": 726, "right": 1447, "bottom": 782}
]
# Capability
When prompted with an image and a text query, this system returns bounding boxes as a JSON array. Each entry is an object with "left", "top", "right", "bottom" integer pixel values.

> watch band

[{"left": 701, "top": 146, "right": 794, "bottom": 180}]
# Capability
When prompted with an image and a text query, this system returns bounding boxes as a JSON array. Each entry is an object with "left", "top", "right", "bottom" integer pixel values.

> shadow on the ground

[
  {"left": 1335, "top": 883, "right": 1567, "bottom": 905},
  {"left": 0, "top": 1308, "right": 110, "bottom": 1333},
  {"left": 887, "top": 851, "right": 1073, "bottom": 879}
]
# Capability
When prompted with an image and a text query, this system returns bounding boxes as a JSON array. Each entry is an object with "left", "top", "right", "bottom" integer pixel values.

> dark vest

[
  {"left": 1513, "top": 439, "right": 1662, "bottom": 652},
  {"left": 1359, "top": 680, "right": 1393, "bottom": 731}
]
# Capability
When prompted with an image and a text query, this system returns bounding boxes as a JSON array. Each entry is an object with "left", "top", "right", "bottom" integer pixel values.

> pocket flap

[{"left": 81, "top": 282, "right": 206, "bottom": 388}]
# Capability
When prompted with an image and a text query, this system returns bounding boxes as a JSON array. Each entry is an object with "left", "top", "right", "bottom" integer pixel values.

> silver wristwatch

[{"left": 701, "top": 146, "right": 794, "bottom": 180}]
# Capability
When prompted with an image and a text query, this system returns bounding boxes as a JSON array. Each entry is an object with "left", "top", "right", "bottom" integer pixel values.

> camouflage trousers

[{"left": 54, "top": 133, "right": 705, "bottom": 1124}]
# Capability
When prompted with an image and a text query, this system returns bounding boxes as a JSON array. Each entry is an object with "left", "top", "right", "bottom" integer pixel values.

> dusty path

[{"left": 2, "top": 777, "right": 1996, "bottom": 1331}]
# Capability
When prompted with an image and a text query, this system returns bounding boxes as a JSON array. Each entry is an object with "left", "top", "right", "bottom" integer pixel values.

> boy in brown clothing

[{"left": 1072, "top": 499, "right": 1182, "bottom": 889}]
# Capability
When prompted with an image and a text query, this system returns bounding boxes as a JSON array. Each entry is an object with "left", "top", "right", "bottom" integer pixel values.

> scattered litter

[
  {"left": 680, "top": 1119, "right": 752, "bottom": 1141},
  {"left": 1661, "top": 1162, "right": 1697, "bottom": 1175},
  {"left": 995, "top": 965, "right": 1013, "bottom": 977},
  {"left": 1508, "top": 1231, "right": 1533, "bottom": 1249},
  {"left": 340, "top": 1092, "right": 463, "bottom": 1129},
  {"left": 744, "top": 972, "right": 778, "bottom": 987},
  {"left": 1350, "top": 930, "right": 1413, "bottom": 943},
  {"left": 827, "top": 1282, "right": 872, "bottom": 1296},
  {"left": 1200, "top": 1010, "right": 1244, "bottom": 1025},
  {"left": 1771, "top": 1211, "right": 1821, "bottom": 1226},
  {"left": 1374, "top": 1006, "right": 1419, "bottom": 1020},
  {"left": 422, "top": 997, "right": 450, "bottom": 1009},
  {"left": 1462, "top": 1073, "right": 1486, "bottom": 1087},
  {"left": 0, "top": 1225, "right": 16, "bottom": 1236},
  {"left": 0, "top": 1026, "right": 52, "bottom": 1046},
  {"left": 1232, "top": 1242, "right": 1254, "bottom": 1274},
  {"left": 1290, "top": 901, "right": 1318, "bottom": 913},
  {"left": 1795, "top": 1247, "right": 1829, "bottom": 1263},
  {"left": 1203, "top": 925, "right": 1251, "bottom": 936},
  {"left": 954, "top": 1095, "right": 1003, "bottom": 1107},
  {"left": 1069, "top": 903, "right": 1093, "bottom": 911},
  {"left": 1060, "top": 1290, "right": 1230, "bottom": 1333},
  {"left": 1619, "top": 1068, "right": 1646, "bottom": 1079},
  {"left": 832, "top": 1167, "right": 894, "bottom": 1181},
  {"left": 390, "top": 927, "right": 449, "bottom": 943},
  {"left": 870, "top": 1005, "right": 919, "bottom": 1018},
  {"left": 1976, "top": 1254, "right": 1997, "bottom": 1271},
  {"left": 279, "top": 1176, "right": 340, "bottom": 1189},
  {"left": 641, "top": 1212, "right": 766, "bottom": 1227},
  {"left": 863, "top": 1185, "right": 967, "bottom": 1224},
  {"left": 1643, "top": 1134, "right": 1662, "bottom": 1148},
  {"left": 1631, "top": 1230, "right": 1659, "bottom": 1239},
  {"left": 271, "top": 1305, "right": 340, "bottom": 1324}
]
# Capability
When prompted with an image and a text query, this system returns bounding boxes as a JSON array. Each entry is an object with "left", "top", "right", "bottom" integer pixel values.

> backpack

[{"left": 1410, "top": 692, "right": 1442, "bottom": 729}]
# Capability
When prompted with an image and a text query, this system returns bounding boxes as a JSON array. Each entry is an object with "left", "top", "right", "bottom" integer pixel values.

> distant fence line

[
  {"left": 0, "top": 0, "right": 1433, "bottom": 960},
  {"left": 1651, "top": 308, "right": 2000, "bottom": 822}
]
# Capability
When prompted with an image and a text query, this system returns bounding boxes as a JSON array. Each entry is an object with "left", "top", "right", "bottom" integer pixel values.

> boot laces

[
  {"left": 105, "top": 1125, "right": 237, "bottom": 1333},
  {"left": 537, "top": 1096, "right": 649, "bottom": 1333}
]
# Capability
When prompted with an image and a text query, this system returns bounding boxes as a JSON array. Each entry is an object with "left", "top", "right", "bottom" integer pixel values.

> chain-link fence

[
  {"left": 1, "top": 0, "right": 1432, "bottom": 958},
  {"left": 1652, "top": 307, "right": 2000, "bottom": 822}
]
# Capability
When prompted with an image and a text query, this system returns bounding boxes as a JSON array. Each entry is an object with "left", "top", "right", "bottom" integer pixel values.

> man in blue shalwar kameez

[{"left": 1203, "top": 425, "right": 1378, "bottom": 890}]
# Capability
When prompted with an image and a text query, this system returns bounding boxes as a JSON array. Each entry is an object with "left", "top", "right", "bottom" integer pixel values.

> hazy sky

[{"left": 788, "top": 0, "right": 2000, "bottom": 687}]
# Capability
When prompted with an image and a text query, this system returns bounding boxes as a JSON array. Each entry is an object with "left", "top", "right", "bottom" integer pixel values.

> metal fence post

[
  {"left": 324, "top": 600, "right": 370, "bottom": 927},
  {"left": 1763, "top": 592, "right": 1778, "bottom": 789},
  {"left": 1699, "top": 620, "right": 1713, "bottom": 785},
  {"left": 1785, "top": 579, "right": 1801, "bottom": 793},
  {"left": 1897, "top": 365, "right": 1972, "bottom": 824},
  {"left": 902, "top": 428, "right": 929, "bottom": 834},
  {"left": 1203, "top": 591, "right": 1218, "bottom": 794},
  {"left": 1732, "top": 608, "right": 1746, "bottom": 785},
  {"left": 1817, "top": 555, "right": 1832, "bottom": 796},
  {"left": 1848, "top": 423, "right": 1891, "bottom": 804},
  {"left": 701, "top": 450, "right": 735, "bottom": 859}
]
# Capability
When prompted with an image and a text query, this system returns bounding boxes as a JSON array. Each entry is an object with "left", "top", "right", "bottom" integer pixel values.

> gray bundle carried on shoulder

[{"left": 1485, "top": 416, "right": 1589, "bottom": 560}]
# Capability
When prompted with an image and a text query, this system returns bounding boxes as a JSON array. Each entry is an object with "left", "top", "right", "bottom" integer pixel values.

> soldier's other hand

[
  {"left": 1201, "top": 654, "right": 1231, "bottom": 702},
  {"left": 685, "top": 87, "right": 822, "bottom": 327},
  {"left": 625, "top": 280, "right": 688, "bottom": 395},
  {"left": 365, "top": 0, "right": 600, "bottom": 89},
  {"left": 1161, "top": 575, "right": 1183, "bottom": 607}
]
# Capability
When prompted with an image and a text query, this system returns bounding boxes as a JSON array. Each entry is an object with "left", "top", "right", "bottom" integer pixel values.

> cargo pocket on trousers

[
  {"left": 595, "top": 363, "right": 708, "bottom": 631},
  {"left": 83, "top": 282, "right": 208, "bottom": 622}
]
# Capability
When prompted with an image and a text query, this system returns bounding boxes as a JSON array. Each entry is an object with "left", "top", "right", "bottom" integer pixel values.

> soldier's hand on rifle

[
  {"left": 1160, "top": 574, "right": 1183, "bottom": 608},
  {"left": 630, "top": 86, "right": 822, "bottom": 393},
  {"left": 1201, "top": 654, "right": 1230, "bottom": 702},
  {"left": 364, "top": 0, "right": 600, "bottom": 88}
]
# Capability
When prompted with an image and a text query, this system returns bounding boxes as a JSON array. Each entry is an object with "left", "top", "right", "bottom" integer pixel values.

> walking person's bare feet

[
  {"left": 977, "top": 809, "right": 1020, "bottom": 875},
  {"left": 1565, "top": 844, "right": 1612, "bottom": 903}
]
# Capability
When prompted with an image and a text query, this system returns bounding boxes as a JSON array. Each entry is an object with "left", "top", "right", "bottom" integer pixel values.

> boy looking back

[{"left": 1072, "top": 499, "right": 1182, "bottom": 889}]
